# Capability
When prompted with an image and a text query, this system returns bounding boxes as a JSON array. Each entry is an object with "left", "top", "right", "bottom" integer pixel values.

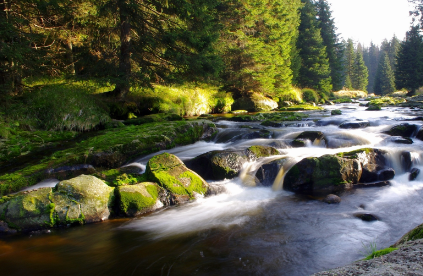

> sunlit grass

[{"left": 333, "top": 90, "right": 367, "bottom": 98}]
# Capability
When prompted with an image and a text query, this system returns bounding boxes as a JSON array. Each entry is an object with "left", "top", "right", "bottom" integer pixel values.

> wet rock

[
  {"left": 260, "top": 121, "right": 284, "bottom": 127},
  {"left": 186, "top": 146, "right": 279, "bottom": 181},
  {"left": 401, "top": 151, "right": 413, "bottom": 172},
  {"left": 45, "top": 164, "right": 96, "bottom": 179},
  {"left": 384, "top": 123, "right": 419, "bottom": 138},
  {"left": 409, "top": 168, "right": 420, "bottom": 181},
  {"left": 145, "top": 153, "right": 209, "bottom": 204},
  {"left": 0, "top": 188, "right": 54, "bottom": 231},
  {"left": 291, "top": 131, "right": 325, "bottom": 147},
  {"left": 339, "top": 120, "right": 370, "bottom": 129},
  {"left": 378, "top": 168, "right": 395, "bottom": 181},
  {"left": 331, "top": 109, "right": 342, "bottom": 115},
  {"left": 291, "top": 139, "right": 307, "bottom": 148},
  {"left": 116, "top": 183, "right": 165, "bottom": 217},
  {"left": 366, "top": 105, "right": 381, "bottom": 111},
  {"left": 255, "top": 158, "right": 288, "bottom": 187},
  {"left": 416, "top": 127, "right": 423, "bottom": 141},
  {"left": 354, "top": 181, "right": 390, "bottom": 188},
  {"left": 283, "top": 154, "right": 361, "bottom": 195},
  {"left": 354, "top": 213, "right": 379, "bottom": 222},
  {"left": 0, "top": 221, "right": 17, "bottom": 234},
  {"left": 390, "top": 136, "right": 413, "bottom": 144},
  {"left": 323, "top": 194, "right": 341, "bottom": 204},
  {"left": 231, "top": 92, "right": 278, "bottom": 112},
  {"left": 53, "top": 175, "right": 115, "bottom": 225},
  {"left": 206, "top": 184, "right": 227, "bottom": 196},
  {"left": 394, "top": 223, "right": 423, "bottom": 247},
  {"left": 242, "top": 130, "right": 272, "bottom": 139}
]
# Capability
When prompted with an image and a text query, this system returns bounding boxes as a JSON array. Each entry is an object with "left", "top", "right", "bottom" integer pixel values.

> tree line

[{"left": 1, "top": 0, "right": 423, "bottom": 101}]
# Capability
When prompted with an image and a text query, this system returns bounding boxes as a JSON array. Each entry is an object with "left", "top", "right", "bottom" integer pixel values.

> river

[{"left": 1, "top": 102, "right": 423, "bottom": 276}]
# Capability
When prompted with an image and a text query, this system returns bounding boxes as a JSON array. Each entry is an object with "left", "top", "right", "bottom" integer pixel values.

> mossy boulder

[
  {"left": 394, "top": 224, "right": 423, "bottom": 247},
  {"left": 186, "top": 146, "right": 279, "bottom": 181},
  {"left": 123, "top": 113, "right": 183, "bottom": 126},
  {"left": 384, "top": 123, "right": 419, "bottom": 138},
  {"left": 366, "top": 105, "right": 381, "bottom": 111},
  {"left": 416, "top": 127, "right": 423, "bottom": 141},
  {"left": 231, "top": 92, "right": 278, "bottom": 112},
  {"left": 0, "top": 188, "right": 54, "bottom": 231},
  {"left": 116, "top": 183, "right": 165, "bottom": 217},
  {"left": 331, "top": 109, "right": 342, "bottom": 115},
  {"left": 284, "top": 154, "right": 361, "bottom": 195},
  {"left": 246, "top": 145, "right": 279, "bottom": 158},
  {"left": 146, "top": 153, "right": 209, "bottom": 204},
  {"left": 53, "top": 175, "right": 115, "bottom": 225}
]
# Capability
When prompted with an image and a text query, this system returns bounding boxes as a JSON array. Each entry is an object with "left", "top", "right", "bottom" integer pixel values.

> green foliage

[
  {"left": 364, "top": 246, "right": 397, "bottom": 260},
  {"left": 369, "top": 96, "right": 405, "bottom": 106},
  {"left": 14, "top": 84, "right": 110, "bottom": 131},
  {"left": 301, "top": 88, "right": 320, "bottom": 103},
  {"left": 374, "top": 52, "right": 396, "bottom": 95},
  {"left": 279, "top": 87, "right": 303, "bottom": 103},
  {"left": 218, "top": 0, "right": 302, "bottom": 96},
  {"left": 279, "top": 104, "right": 324, "bottom": 111},
  {"left": 352, "top": 50, "right": 369, "bottom": 91},
  {"left": 364, "top": 42, "right": 380, "bottom": 93},
  {"left": 296, "top": 0, "right": 332, "bottom": 93},
  {"left": 344, "top": 39, "right": 355, "bottom": 90},
  {"left": 315, "top": 0, "right": 345, "bottom": 91},
  {"left": 395, "top": 26, "right": 423, "bottom": 94}
]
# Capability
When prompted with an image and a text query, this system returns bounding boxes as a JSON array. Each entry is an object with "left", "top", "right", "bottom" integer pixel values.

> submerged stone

[
  {"left": 409, "top": 168, "right": 420, "bottom": 181},
  {"left": 323, "top": 194, "right": 341, "bottom": 204},
  {"left": 339, "top": 120, "right": 370, "bottom": 129},
  {"left": 255, "top": 158, "right": 288, "bottom": 187},
  {"left": 354, "top": 213, "right": 379, "bottom": 222},
  {"left": 384, "top": 123, "right": 419, "bottom": 138}
]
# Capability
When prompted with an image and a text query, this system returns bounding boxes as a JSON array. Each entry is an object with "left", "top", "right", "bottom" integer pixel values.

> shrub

[
  {"left": 279, "top": 87, "right": 302, "bottom": 104},
  {"left": 302, "top": 88, "right": 319, "bottom": 103}
]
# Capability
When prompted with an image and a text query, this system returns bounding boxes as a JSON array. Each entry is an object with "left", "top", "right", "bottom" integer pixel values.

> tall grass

[
  {"left": 128, "top": 84, "right": 233, "bottom": 116},
  {"left": 301, "top": 88, "right": 319, "bottom": 103},
  {"left": 13, "top": 84, "right": 110, "bottom": 131}
]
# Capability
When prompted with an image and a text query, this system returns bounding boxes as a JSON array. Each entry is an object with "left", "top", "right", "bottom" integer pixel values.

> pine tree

[
  {"left": 352, "top": 50, "right": 369, "bottom": 91},
  {"left": 219, "top": 0, "right": 301, "bottom": 96},
  {"left": 365, "top": 42, "right": 379, "bottom": 92},
  {"left": 396, "top": 26, "right": 423, "bottom": 95},
  {"left": 374, "top": 52, "right": 396, "bottom": 95},
  {"left": 296, "top": 0, "right": 332, "bottom": 93},
  {"left": 388, "top": 35, "right": 401, "bottom": 73},
  {"left": 344, "top": 39, "right": 355, "bottom": 89},
  {"left": 315, "top": 0, "right": 344, "bottom": 91}
]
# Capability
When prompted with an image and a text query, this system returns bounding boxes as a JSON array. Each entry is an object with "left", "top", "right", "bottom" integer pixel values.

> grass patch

[
  {"left": 333, "top": 90, "right": 367, "bottom": 98},
  {"left": 364, "top": 247, "right": 397, "bottom": 260},
  {"left": 229, "top": 111, "right": 309, "bottom": 122},
  {"left": 279, "top": 104, "right": 324, "bottom": 111},
  {"left": 279, "top": 87, "right": 303, "bottom": 104},
  {"left": 369, "top": 96, "right": 406, "bottom": 106}
]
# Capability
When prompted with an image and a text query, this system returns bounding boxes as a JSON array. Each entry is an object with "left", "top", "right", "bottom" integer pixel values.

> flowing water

[{"left": 2, "top": 103, "right": 423, "bottom": 275}]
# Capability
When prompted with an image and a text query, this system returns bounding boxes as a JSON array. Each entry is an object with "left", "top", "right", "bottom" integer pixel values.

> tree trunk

[
  {"left": 65, "top": 39, "right": 75, "bottom": 75},
  {"left": 113, "top": 0, "right": 131, "bottom": 99}
]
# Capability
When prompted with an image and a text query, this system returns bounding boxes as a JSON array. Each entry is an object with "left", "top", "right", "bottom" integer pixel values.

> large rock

[
  {"left": 284, "top": 155, "right": 361, "bottom": 195},
  {"left": 231, "top": 92, "right": 278, "bottom": 112},
  {"left": 146, "top": 153, "right": 209, "bottom": 204},
  {"left": 284, "top": 148, "right": 392, "bottom": 195},
  {"left": 53, "top": 175, "right": 115, "bottom": 225},
  {"left": 384, "top": 123, "right": 419, "bottom": 138},
  {"left": 116, "top": 183, "right": 166, "bottom": 217},
  {"left": 0, "top": 188, "right": 54, "bottom": 231},
  {"left": 186, "top": 146, "right": 279, "bottom": 180}
]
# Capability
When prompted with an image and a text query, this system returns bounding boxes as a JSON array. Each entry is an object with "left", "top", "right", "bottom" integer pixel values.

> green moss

[
  {"left": 247, "top": 146, "right": 279, "bottom": 158},
  {"left": 66, "top": 212, "right": 85, "bottom": 225},
  {"left": 404, "top": 225, "right": 423, "bottom": 241},
  {"left": 337, "top": 148, "right": 372, "bottom": 159},
  {"left": 151, "top": 171, "right": 189, "bottom": 196},
  {"left": 331, "top": 109, "right": 342, "bottom": 115},
  {"left": 279, "top": 104, "right": 324, "bottom": 111},
  {"left": 118, "top": 183, "right": 159, "bottom": 215},
  {"left": 364, "top": 247, "right": 397, "bottom": 260},
  {"left": 179, "top": 171, "right": 207, "bottom": 195},
  {"left": 367, "top": 105, "right": 381, "bottom": 111}
]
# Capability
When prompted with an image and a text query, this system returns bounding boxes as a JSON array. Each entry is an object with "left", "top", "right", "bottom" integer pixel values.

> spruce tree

[
  {"left": 296, "top": 0, "right": 332, "bottom": 93},
  {"left": 352, "top": 50, "right": 369, "bottom": 91},
  {"left": 374, "top": 52, "right": 396, "bottom": 95},
  {"left": 344, "top": 39, "right": 355, "bottom": 90},
  {"left": 219, "top": 0, "right": 301, "bottom": 96},
  {"left": 395, "top": 26, "right": 423, "bottom": 95},
  {"left": 388, "top": 35, "right": 401, "bottom": 73},
  {"left": 365, "top": 42, "right": 379, "bottom": 93},
  {"left": 315, "top": 0, "right": 344, "bottom": 91}
]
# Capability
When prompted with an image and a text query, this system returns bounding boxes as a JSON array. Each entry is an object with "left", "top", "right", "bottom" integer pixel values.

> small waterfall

[{"left": 272, "top": 159, "right": 297, "bottom": 191}]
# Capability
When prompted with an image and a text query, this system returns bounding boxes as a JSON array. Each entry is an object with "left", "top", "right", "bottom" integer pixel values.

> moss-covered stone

[
  {"left": 247, "top": 146, "right": 279, "bottom": 158},
  {"left": 395, "top": 224, "right": 423, "bottom": 247},
  {"left": 284, "top": 154, "right": 361, "bottom": 195},
  {"left": 53, "top": 175, "right": 115, "bottom": 224},
  {"left": 384, "top": 123, "right": 419, "bottom": 138},
  {"left": 366, "top": 105, "right": 381, "bottom": 111},
  {"left": 2, "top": 188, "right": 54, "bottom": 231},
  {"left": 231, "top": 92, "right": 278, "bottom": 112},
  {"left": 116, "top": 183, "right": 163, "bottom": 216},
  {"left": 331, "top": 109, "right": 342, "bottom": 115},
  {"left": 146, "top": 153, "right": 209, "bottom": 203},
  {"left": 95, "top": 169, "right": 148, "bottom": 187}
]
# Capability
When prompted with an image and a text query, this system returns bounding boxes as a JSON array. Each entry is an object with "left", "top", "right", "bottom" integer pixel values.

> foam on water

[{"left": 122, "top": 179, "right": 283, "bottom": 239}]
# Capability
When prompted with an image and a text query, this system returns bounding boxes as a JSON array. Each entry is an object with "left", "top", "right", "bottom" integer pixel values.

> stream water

[{"left": 2, "top": 103, "right": 423, "bottom": 276}]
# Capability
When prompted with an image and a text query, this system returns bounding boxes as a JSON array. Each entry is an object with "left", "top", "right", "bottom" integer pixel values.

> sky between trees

[{"left": 328, "top": 0, "right": 414, "bottom": 46}]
